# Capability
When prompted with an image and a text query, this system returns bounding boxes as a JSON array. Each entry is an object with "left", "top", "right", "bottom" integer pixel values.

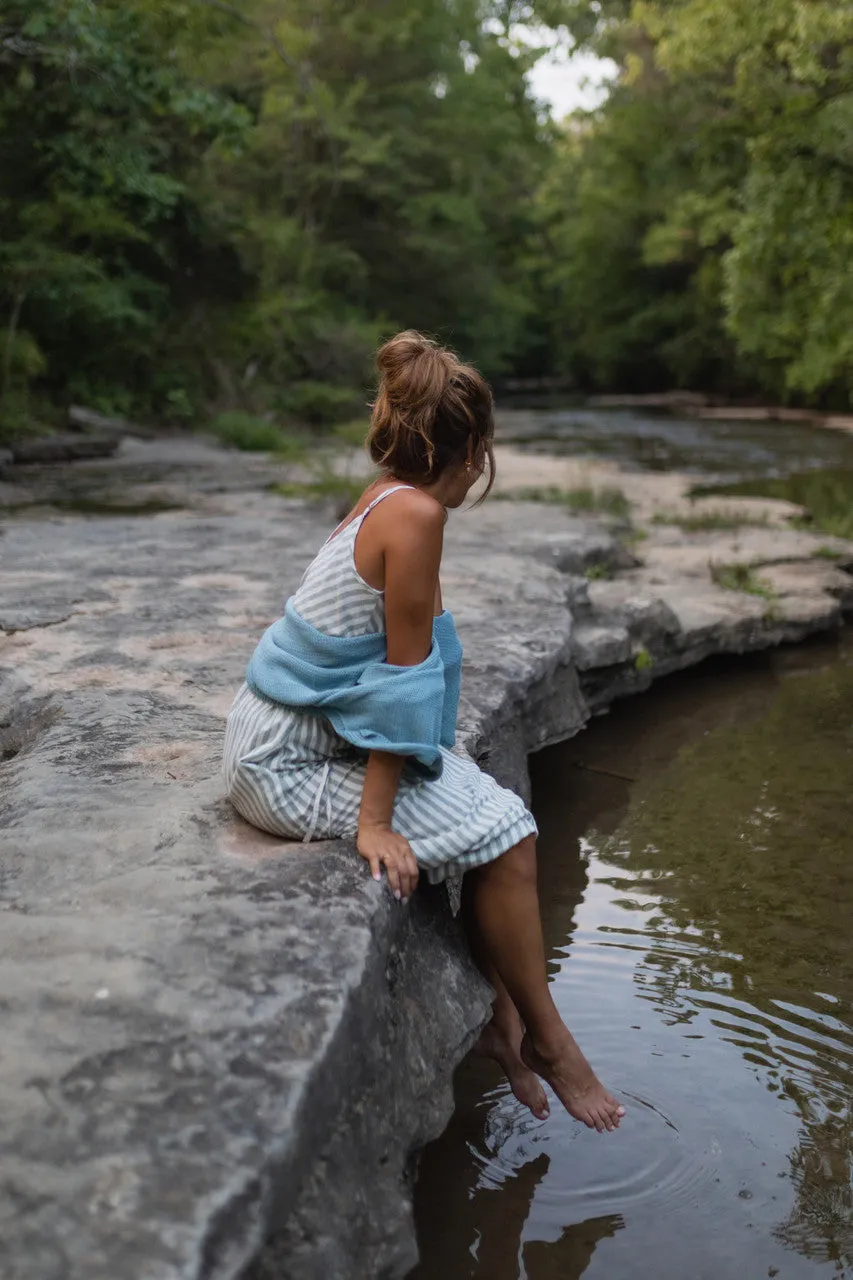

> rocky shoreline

[{"left": 2, "top": 437, "right": 852, "bottom": 1280}]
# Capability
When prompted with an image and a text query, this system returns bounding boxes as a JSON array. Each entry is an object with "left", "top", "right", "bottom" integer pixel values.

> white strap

[
  {"left": 363, "top": 484, "right": 416, "bottom": 515},
  {"left": 323, "top": 484, "right": 416, "bottom": 547}
]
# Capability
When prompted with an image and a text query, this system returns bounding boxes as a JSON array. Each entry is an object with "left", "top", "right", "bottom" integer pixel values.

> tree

[
  {"left": 539, "top": 0, "right": 853, "bottom": 403},
  {"left": 0, "top": 0, "right": 247, "bottom": 420},
  {"left": 197, "top": 0, "right": 550, "bottom": 398},
  {"left": 1, "top": 0, "right": 552, "bottom": 427}
]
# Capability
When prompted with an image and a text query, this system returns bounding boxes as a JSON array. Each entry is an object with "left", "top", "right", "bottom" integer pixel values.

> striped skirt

[{"left": 222, "top": 683, "right": 537, "bottom": 883}]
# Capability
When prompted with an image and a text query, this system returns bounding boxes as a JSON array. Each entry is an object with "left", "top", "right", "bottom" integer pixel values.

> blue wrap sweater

[{"left": 245, "top": 599, "right": 463, "bottom": 779}]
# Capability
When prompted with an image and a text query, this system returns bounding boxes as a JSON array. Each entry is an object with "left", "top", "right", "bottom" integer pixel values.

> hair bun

[
  {"left": 375, "top": 329, "right": 456, "bottom": 409},
  {"left": 367, "top": 328, "right": 495, "bottom": 498}
]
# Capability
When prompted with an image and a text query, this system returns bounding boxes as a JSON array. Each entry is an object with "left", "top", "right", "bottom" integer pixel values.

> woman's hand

[{"left": 357, "top": 822, "right": 419, "bottom": 901}]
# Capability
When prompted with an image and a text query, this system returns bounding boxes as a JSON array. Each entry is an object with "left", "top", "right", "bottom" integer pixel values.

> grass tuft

[
  {"left": 210, "top": 411, "right": 308, "bottom": 459},
  {"left": 812, "top": 545, "right": 844, "bottom": 560},
  {"left": 710, "top": 561, "right": 778, "bottom": 601},
  {"left": 499, "top": 485, "right": 630, "bottom": 519},
  {"left": 271, "top": 475, "right": 366, "bottom": 518},
  {"left": 272, "top": 476, "right": 365, "bottom": 502},
  {"left": 652, "top": 508, "right": 770, "bottom": 533},
  {"left": 634, "top": 646, "right": 655, "bottom": 672}
]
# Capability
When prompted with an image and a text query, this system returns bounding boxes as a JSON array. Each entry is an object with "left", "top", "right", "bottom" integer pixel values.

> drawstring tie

[{"left": 303, "top": 760, "right": 332, "bottom": 843}]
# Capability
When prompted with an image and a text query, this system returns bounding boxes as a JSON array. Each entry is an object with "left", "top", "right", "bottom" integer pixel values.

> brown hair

[{"left": 366, "top": 330, "right": 495, "bottom": 497}]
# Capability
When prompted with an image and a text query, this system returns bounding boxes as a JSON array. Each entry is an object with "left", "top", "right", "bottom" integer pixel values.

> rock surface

[
  {"left": 1, "top": 437, "right": 852, "bottom": 1280},
  {"left": 9, "top": 433, "right": 120, "bottom": 464}
]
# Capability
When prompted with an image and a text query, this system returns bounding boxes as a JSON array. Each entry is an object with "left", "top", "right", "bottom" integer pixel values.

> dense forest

[{"left": 1, "top": 0, "right": 852, "bottom": 438}]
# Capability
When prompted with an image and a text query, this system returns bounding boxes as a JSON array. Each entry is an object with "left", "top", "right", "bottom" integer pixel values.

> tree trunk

[{"left": 2, "top": 286, "right": 28, "bottom": 404}]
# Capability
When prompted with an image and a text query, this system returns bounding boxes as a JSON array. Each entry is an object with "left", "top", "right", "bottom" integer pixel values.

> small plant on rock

[
  {"left": 584, "top": 562, "right": 612, "bottom": 581},
  {"left": 652, "top": 509, "right": 770, "bottom": 532},
  {"left": 710, "top": 561, "right": 778, "bottom": 601},
  {"left": 634, "top": 646, "right": 655, "bottom": 672},
  {"left": 210, "top": 411, "right": 308, "bottom": 459},
  {"left": 498, "top": 485, "right": 630, "bottom": 520}
]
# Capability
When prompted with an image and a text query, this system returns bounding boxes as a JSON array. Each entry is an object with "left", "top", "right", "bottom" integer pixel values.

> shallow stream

[{"left": 411, "top": 629, "right": 853, "bottom": 1280}]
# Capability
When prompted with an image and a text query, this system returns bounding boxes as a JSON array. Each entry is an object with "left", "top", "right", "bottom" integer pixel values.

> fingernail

[
  {"left": 394, "top": 890, "right": 401, "bottom": 900},
  {"left": 373, "top": 871, "right": 381, "bottom": 881}
]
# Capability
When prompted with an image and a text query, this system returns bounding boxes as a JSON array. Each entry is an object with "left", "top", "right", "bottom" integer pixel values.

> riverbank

[{"left": 2, "top": 437, "right": 852, "bottom": 1280}]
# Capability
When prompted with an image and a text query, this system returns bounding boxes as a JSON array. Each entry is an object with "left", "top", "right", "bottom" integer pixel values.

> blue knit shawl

[{"left": 245, "top": 599, "right": 463, "bottom": 778}]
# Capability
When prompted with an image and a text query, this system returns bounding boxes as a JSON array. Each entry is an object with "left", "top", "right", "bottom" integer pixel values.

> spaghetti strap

[
  {"left": 323, "top": 483, "right": 417, "bottom": 547},
  {"left": 363, "top": 483, "right": 416, "bottom": 515}
]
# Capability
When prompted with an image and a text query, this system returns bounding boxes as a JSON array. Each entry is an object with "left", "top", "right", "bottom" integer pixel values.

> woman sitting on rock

[{"left": 223, "top": 330, "right": 624, "bottom": 1132}]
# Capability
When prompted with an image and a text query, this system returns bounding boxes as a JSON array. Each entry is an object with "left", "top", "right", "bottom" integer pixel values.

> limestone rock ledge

[{"left": 1, "top": 445, "right": 852, "bottom": 1280}]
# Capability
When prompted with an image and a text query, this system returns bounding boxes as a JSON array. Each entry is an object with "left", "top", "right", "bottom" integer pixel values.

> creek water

[
  {"left": 411, "top": 409, "right": 853, "bottom": 1280},
  {"left": 411, "top": 631, "right": 853, "bottom": 1280}
]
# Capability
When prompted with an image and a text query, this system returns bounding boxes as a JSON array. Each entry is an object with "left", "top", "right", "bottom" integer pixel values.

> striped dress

[{"left": 222, "top": 486, "right": 537, "bottom": 883}]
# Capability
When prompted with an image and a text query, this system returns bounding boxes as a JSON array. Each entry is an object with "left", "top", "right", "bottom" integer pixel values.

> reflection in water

[
  {"left": 412, "top": 1088, "right": 624, "bottom": 1280},
  {"left": 594, "top": 632, "right": 853, "bottom": 1269},
  {"left": 412, "top": 631, "right": 853, "bottom": 1280},
  {"left": 521, "top": 1209, "right": 623, "bottom": 1279}
]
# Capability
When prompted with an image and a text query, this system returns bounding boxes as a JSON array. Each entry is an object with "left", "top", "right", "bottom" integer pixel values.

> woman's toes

[
  {"left": 534, "top": 1092, "right": 551, "bottom": 1120},
  {"left": 476, "top": 1020, "right": 552, "bottom": 1119},
  {"left": 510, "top": 1069, "right": 550, "bottom": 1118}
]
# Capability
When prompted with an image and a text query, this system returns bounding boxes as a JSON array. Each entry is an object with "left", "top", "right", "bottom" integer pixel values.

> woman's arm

[{"left": 356, "top": 495, "right": 445, "bottom": 901}]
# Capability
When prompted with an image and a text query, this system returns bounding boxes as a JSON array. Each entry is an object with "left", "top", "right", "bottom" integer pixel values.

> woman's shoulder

[
  {"left": 370, "top": 484, "right": 445, "bottom": 529},
  {"left": 372, "top": 491, "right": 445, "bottom": 566}
]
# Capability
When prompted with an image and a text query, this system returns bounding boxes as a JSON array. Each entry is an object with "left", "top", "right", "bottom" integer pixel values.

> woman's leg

[
  {"left": 461, "top": 881, "right": 550, "bottom": 1119},
  {"left": 468, "top": 835, "right": 624, "bottom": 1133}
]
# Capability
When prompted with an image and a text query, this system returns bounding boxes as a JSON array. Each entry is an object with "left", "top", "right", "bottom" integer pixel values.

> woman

[{"left": 223, "top": 331, "right": 624, "bottom": 1132}]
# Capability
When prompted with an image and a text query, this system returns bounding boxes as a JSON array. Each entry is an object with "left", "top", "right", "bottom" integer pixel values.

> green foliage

[
  {"left": 0, "top": 0, "right": 248, "bottom": 419},
  {"left": 499, "top": 484, "right": 630, "bottom": 518},
  {"left": 567, "top": 485, "right": 631, "bottom": 519},
  {"left": 194, "top": 0, "right": 550, "bottom": 389},
  {"left": 651, "top": 509, "right": 770, "bottom": 532},
  {"left": 539, "top": 0, "right": 853, "bottom": 403},
  {"left": 209, "top": 411, "right": 308, "bottom": 458},
  {"left": 647, "top": 0, "right": 853, "bottom": 401},
  {"left": 702, "top": 469, "right": 853, "bottom": 541},
  {"left": 273, "top": 476, "right": 366, "bottom": 515},
  {"left": 813, "top": 546, "right": 844, "bottom": 561},
  {"left": 277, "top": 382, "right": 364, "bottom": 427},
  {"left": 584, "top": 562, "right": 613, "bottom": 581},
  {"left": 534, "top": 93, "right": 741, "bottom": 391},
  {"left": 0, "top": 391, "right": 44, "bottom": 442},
  {"left": 7, "top": 0, "right": 852, "bottom": 423},
  {"left": 1, "top": 0, "right": 550, "bottom": 430},
  {"left": 710, "top": 561, "right": 778, "bottom": 600},
  {"left": 634, "top": 646, "right": 655, "bottom": 672}
]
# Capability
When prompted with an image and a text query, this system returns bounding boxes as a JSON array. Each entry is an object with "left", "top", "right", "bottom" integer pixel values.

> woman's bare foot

[
  {"left": 521, "top": 1030, "right": 624, "bottom": 1133},
  {"left": 474, "top": 1019, "right": 550, "bottom": 1120}
]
